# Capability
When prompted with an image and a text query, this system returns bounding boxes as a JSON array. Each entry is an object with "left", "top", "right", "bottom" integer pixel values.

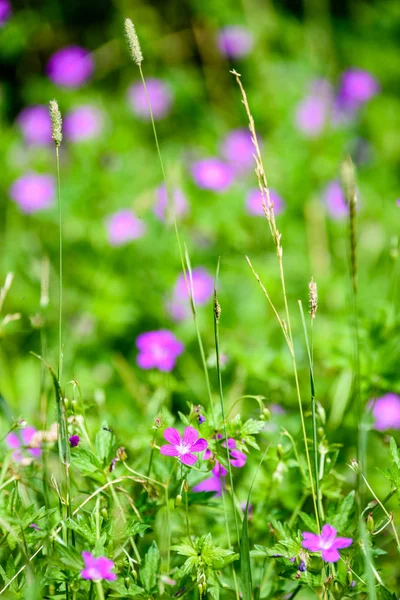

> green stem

[
  {"left": 95, "top": 581, "right": 105, "bottom": 600},
  {"left": 55, "top": 146, "right": 63, "bottom": 382}
]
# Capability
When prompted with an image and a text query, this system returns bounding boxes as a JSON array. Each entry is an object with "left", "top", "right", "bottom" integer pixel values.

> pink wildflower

[{"left": 160, "top": 426, "right": 208, "bottom": 466}]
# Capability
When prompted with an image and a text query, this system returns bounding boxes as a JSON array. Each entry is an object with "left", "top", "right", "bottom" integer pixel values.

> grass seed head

[
  {"left": 124, "top": 18, "right": 143, "bottom": 65},
  {"left": 49, "top": 99, "right": 63, "bottom": 147}
]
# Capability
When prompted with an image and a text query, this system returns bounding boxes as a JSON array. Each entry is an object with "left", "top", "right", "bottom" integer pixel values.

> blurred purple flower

[
  {"left": 128, "top": 78, "right": 173, "bottom": 120},
  {"left": 302, "top": 524, "right": 352, "bottom": 562},
  {"left": 136, "top": 329, "right": 184, "bottom": 372},
  {"left": 153, "top": 184, "right": 189, "bottom": 222},
  {"left": 193, "top": 474, "right": 223, "bottom": 496},
  {"left": 81, "top": 552, "right": 116, "bottom": 581},
  {"left": 9, "top": 173, "right": 55, "bottom": 214},
  {"left": 217, "top": 26, "right": 254, "bottom": 59},
  {"left": 0, "top": 0, "right": 11, "bottom": 26},
  {"left": 220, "top": 128, "right": 257, "bottom": 174},
  {"left": 5, "top": 426, "right": 41, "bottom": 463},
  {"left": 396, "top": 198, "right": 400, "bottom": 207},
  {"left": 191, "top": 159, "right": 234, "bottom": 192},
  {"left": 323, "top": 180, "right": 348, "bottom": 219},
  {"left": 69, "top": 435, "right": 80, "bottom": 447},
  {"left": 168, "top": 267, "right": 214, "bottom": 321},
  {"left": 336, "top": 69, "right": 379, "bottom": 112},
  {"left": 222, "top": 438, "right": 247, "bottom": 468},
  {"left": 64, "top": 105, "right": 104, "bottom": 142},
  {"left": 29, "top": 523, "right": 40, "bottom": 531},
  {"left": 17, "top": 105, "right": 52, "bottom": 146},
  {"left": 370, "top": 393, "right": 400, "bottom": 431},
  {"left": 246, "top": 188, "right": 285, "bottom": 216},
  {"left": 198, "top": 414, "right": 206, "bottom": 425},
  {"left": 106, "top": 210, "right": 146, "bottom": 246},
  {"left": 160, "top": 426, "right": 208, "bottom": 466},
  {"left": 47, "top": 46, "right": 94, "bottom": 88},
  {"left": 295, "top": 80, "right": 333, "bottom": 137}
]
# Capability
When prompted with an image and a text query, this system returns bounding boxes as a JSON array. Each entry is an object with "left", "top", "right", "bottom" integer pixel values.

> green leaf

[
  {"left": 298, "top": 512, "right": 318, "bottom": 533},
  {"left": 140, "top": 541, "right": 160, "bottom": 593},
  {"left": 71, "top": 448, "right": 103, "bottom": 478},
  {"left": 95, "top": 421, "right": 115, "bottom": 464},
  {"left": 331, "top": 491, "right": 355, "bottom": 531},
  {"left": 389, "top": 437, "right": 400, "bottom": 469},
  {"left": 241, "top": 500, "right": 252, "bottom": 600},
  {"left": 378, "top": 585, "right": 397, "bottom": 600}
]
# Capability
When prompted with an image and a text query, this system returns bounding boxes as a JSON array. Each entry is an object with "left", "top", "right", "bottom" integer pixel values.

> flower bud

[
  {"left": 125, "top": 577, "right": 130, "bottom": 588},
  {"left": 366, "top": 513, "right": 374, "bottom": 532},
  {"left": 263, "top": 407, "right": 271, "bottom": 420},
  {"left": 349, "top": 458, "right": 360, "bottom": 474},
  {"left": 101, "top": 507, "right": 108, "bottom": 519},
  {"left": 277, "top": 444, "right": 283, "bottom": 459},
  {"left": 198, "top": 584, "right": 203, "bottom": 596},
  {"left": 175, "top": 494, "right": 182, "bottom": 508},
  {"left": 117, "top": 447, "right": 127, "bottom": 462}
]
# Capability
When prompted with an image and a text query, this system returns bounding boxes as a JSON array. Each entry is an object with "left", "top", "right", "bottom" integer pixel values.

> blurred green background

[{"left": 0, "top": 0, "right": 399, "bottom": 489}]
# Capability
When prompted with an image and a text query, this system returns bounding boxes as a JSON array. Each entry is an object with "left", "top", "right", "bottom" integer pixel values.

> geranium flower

[
  {"left": 5, "top": 426, "right": 42, "bottom": 464},
  {"left": 47, "top": 46, "right": 94, "bottom": 88},
  {"left": 153, "top": 184, "right": 189, "bottom": 222},
  {"left": 167, "top": 267, "right": 214, "bottom": 321},
  {"left": 64, "top": 105, "right": 104, "bottom": 142},
  {"left": 0, "top": 0, "right": 11, "bottom": 27},
  {"left": 9, "top": 173, "right": 55, "bottom": 214},
  {"left": 370, "top": 393, "right": 400, "bottom": 431},
  {"left": 220, "top": 129, "right": 258, "bottom": 174},
  {"left": 302, "top": 524, "right": 352, "bottom": 562},
  {"left": 191, "top": 159, "right": 234, "bottom": 192},
  {"left": 295, "top": 79, "right": 333, "bottom": 137},
  {"left": 336, "top": 69, "right": 379, "bottom": 113},
  {"left": 217, "top": 26, "right": 254, "bottom": 59},
  {"left": 80, "top": 551, "right": 116, "bottom": 581},
  {"left": 193, "top": 474, "right": 223, "bottom": 496},
  {"left": 69, "top": 435, "right": 80, "bottom": 447},
  {"left": 128, "top": 78, "right": 173, "bottom": 120},
  {"left": 17, "top": 105, "right": 52, "bottom": 146},
  {"left": 136, "top": 330, "right": 184, "bottom": 372},
  {"left": 246, "top": 188, "right": 285, "bottom": 216},
  {"left": 160, "top": 426, "right": 208, "bottom": 466},
  {"left": 106, "top": 210, "right": 146, "bottom": 246}
]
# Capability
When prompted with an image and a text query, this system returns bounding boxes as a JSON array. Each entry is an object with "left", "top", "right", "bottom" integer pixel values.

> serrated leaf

[
  {"left": 140, "top": 541, "right": 160, "bottom": 593},
  {"left": 331, "top": 491, "right": 355, "bottom": 531},
  {"left": 71, "top": 448, "right": 103, "bottom": 477},
  {"left": 389, "top": 437, "right": 400, "bottom": 469},
  {"left": 298, "top": 512, "right": 318, "bottom": 533},
  {"left": 378, "top": 585, "right": 397, "bottom": 600},
  {"left": 95, "top": 421, "right": 115, "bottom": 463}
]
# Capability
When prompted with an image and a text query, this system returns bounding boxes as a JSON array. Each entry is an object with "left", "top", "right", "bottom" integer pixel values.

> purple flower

[
  {"left": 64, "top": 105, "right": 103, "bottom": 142},
  {"left": 153, "top": 184, "right": 189, "bottom": 222},
  {"left": 0, "top": 0, "right": 11, "bottom": 26},
  {"left": 396, "top": 199, "right": 400, "bottom": 207},
  {"left": 29, "top": 523, "right": 40, "bottom": 531},
  {"left": 47, "top": 46, "right": 94, "bottom": 88},
  {"left": 299, "top": 560, "right": 307, "bottom": 572},
  {"left": 106, "top": 210, "right": 146, "bottom": 246},
  {"left": 198, "top": 414, "right": 206, "bottom": 425},
  {"left": 191, "top": 159, "right": 234, "bottom": 192},
  {"left": 217, "top": 26, "right": 254, "bottom": 59},
  {"left": 81, "top": 551, "right": 116, "bottom": 581},
  {"left": 9, "top": 173, "right": 55, "bottom": 214},
  {"left": 336, "top": 69, "right": 379, "bottom": 112},
  {"left": 222, "top": 438, "right": 247, "bottom": 468},
  {"left": 302, "top": 524, "right": 352, "bottom": 562},
  {"left": 168, "top": 267, "right": 214, "bottom": 321},
  {"left": 5, "top": 426, "right": 41, "bottom": 463},
  {"left": 370, "top": 393, "right": 400, "bottom": 431},
  {"left": 136, "top": 329, "right": 184, "bottom": 372},
  {"left": 193, "top": 474, "right": 223, "bottom": 496},
  {"left": 295, "top": 80, "right": 333, "bottom": 137},
  {"left": 69, "top": 435, "right": 80, "bottom": 447},
  {"left": 220, "top": 129, "right": 257, "bottom": 174},
  {"left": 323, "top": 180, "right": 348, "bottom": 219},
  {"left": 128, "top": 78, "right": 173, "bottom": 120},
  {"left": 160, "top": 426, "right": 208, "bottom": 466},
  {"left": 246, "top": 188, "right": 285, "bottom": 216},
  {"left": 17, "top": 105, "right": 52, "bottom": 146}
]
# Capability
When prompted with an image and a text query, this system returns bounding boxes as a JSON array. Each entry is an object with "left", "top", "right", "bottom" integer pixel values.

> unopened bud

[
  {"left": 277, "top": 444, "right": 283, "bottom": 460},
  {"left": 117, "top": 447, "right": 127, "bottom": 462},
  {"left": 366, "top": 513, "right": 374, "bottom": 532},
  {"left": 202, "top": 582, "right": 207, "bottom": 593},
  {"left": 63, "top": 397, "right": 69, "bottom": 410},
  {"left": 132, "top": 569, "right": 137, "bottom": 580},
  {"left": 349, "top": 459, "right": 360, "bottom": 474},
  {"left": 101, "top": 507, "right": 108, "bottom": 519},
  {"left": 175, "top": 494, "right": 182, "bottom": 508},
  {"left": 198, "top": 584, "right": 203, "bottom": 596},
  {"left": 125, "top": 576, "right": 130, "bottom": 588},
  {"left": 262, "top": 407, "right": 271, "bottom": 420}
]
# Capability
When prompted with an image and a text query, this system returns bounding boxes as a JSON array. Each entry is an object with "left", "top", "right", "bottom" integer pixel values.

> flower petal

[
  {"left": 96, "top": 557, "right": 115, "bottom": 579},
  {"left": 212, "top": 462, "right": 228, "bottom": 477},
  {"left": 193, "top": 475, "right": 223, "bottom": 495},
  {"left": 163, "top": 428, "right": 181, "bottom": 445},
  {"left": 321, "top": 524, "right": 337, "bottom": 541},
  {"left": 5, "top": 432, "right": 21, "bottom": 450},
  {"left": 82, "top": 551, "right": 96, "bottom": 569},
  {"left": 179, "top": 452, "right": 198, "bottom": 466},
  {"left": 160, "top": 444, "right": 180, "bottom": 456},
  {"left": 321, "top": 547, "right": 340, "bottom": 562},
  {"left": 190, "top": 438, "right": 208, "bottom": 452},
  {"left": 203, "top": 448, "right": 212, "bottom": 460},
  {"left": 183, "top": 426, "right": 199, "bottom": 446},
  {"left": 230, "top": 449, "right": 246, "bottom": 468},
  {"left": 332, "top": 537, "right": 353, "bottom": 549},
  {"left": 301, "top": 532, "right": 321, "bottom": 552}
]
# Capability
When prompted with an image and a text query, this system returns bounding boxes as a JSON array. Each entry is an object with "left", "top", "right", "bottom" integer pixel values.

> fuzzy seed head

[
  {"left": 309, "top": 277, "right": 318, "bottom": 319},
  {"left": 49, "top": 100, "right": 63, "bottom": 147},
  {"left": 340, "top": 155, "right": 356, "bottom": 207},
  {"left": 124, "top": 18, "right": 143, "bottom": 65},
  {"left": 214, "top": 296, "right": 221, "bottom": 322}
]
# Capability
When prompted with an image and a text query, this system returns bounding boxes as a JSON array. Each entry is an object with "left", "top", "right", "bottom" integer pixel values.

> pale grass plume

[
  {"left": 309, "top": 277, "right": 318, "bottom": 319},
  {"left": 49, "top": 99, "right": 62, "bottom": 147},
  {"left": 124, "top": 18, "right": 143, "bottom": 65}
]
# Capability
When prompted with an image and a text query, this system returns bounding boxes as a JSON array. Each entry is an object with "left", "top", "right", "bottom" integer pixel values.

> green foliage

[{"left": 140, "top": 541, "right": 160, "bottom": 594}]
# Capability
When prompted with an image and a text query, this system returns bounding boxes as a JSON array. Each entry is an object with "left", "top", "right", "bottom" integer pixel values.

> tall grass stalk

[
  {"left": 124, "top": 19, "right": 215, "bottom": 425},
  {"left": 232, "top": 70, "right": 319, "bottom": 528}
]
